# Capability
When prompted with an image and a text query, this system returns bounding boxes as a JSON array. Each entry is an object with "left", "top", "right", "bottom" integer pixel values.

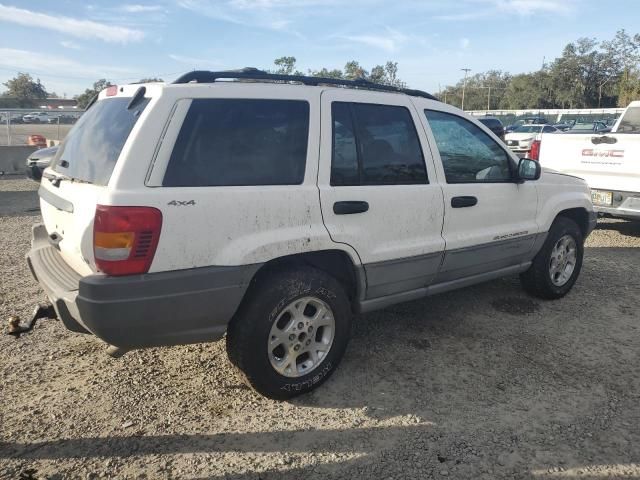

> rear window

[
  {"left": 163, "top": 99, "right": 310, "bottom": 187},
  {"left": 617, "top": 107, "right": 640, "bottom": 133},
  {"left": 52, "top": 97, "right": 150, "bottom": 185}
]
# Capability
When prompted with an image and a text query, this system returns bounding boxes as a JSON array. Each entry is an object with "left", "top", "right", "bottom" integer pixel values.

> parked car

[
  {"left": 25, "top": 146, "right": 58, "bottom": 181},
  {"left": 477, "top": 116, "right": 505, "bottom": 141},
  {"left": 27, "top": 70, "right": 595, "bottom": 399},
  {"left": 553, "top": 120, "right": 576, "bottom": 131},
  {"left": 47, "top": 114, "right": 77, "bottom": 124},
  {"left": 505, "top": 116, "right": 550, "bottom": 134},
  {"left": 565, "top": 121, "right": 610, "bottom": 133},
  {"left": 505, "top": 124, "right": 559, "bottom": 157},
  {"left": 538, "top": 100, "right": 640, "bottom": 220},
  {"left": 22, "top": 112, "right": 50, "bottom": 123}
]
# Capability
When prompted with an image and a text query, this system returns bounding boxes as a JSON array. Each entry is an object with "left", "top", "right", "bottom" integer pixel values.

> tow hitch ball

[{"left": 7, "top": 304, "right": 57, "bottom": 338}]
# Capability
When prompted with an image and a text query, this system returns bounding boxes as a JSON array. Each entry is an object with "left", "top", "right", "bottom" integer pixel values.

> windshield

[
  {"left": 52, "top": 97, "right": 150, "bottom": 185},
  {"left": 617, "top": 107, "right": 640, "bottom": 133},
  {"left": 513, "top": 126, "right": 542, "bottom": 133}
]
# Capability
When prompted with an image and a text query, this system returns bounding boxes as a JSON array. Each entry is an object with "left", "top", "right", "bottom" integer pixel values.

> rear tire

[
  {"left": 226, "top": 265, "right": 352, "bottom": 400},
  {"left": 520, "top": 216, "right": 584, "bottom": 299}
]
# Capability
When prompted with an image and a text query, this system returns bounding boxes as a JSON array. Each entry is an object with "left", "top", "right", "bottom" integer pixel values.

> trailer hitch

[{"left": 7, "top": 304, "right": 57, "bottom": 338}]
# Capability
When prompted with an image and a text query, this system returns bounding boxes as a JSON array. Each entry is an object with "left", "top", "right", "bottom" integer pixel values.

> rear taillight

[
  {"left": 105, "top": 85, "right": 118, "bottom": 96},
  {"left": 528, "top": 139, "right": 541, "bottom": 161},
  {"left": 93, "top": 205, "right": 162, "bottom": 276}
]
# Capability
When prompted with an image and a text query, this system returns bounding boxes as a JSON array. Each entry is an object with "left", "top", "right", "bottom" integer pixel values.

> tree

[
  {"left": 138, "top": 77, "right": 164, "bottom": 83},
  {"left": 2, "top": 73, "right": 48, "bottom": 107},
  {"left": 270, "top": 57, "right": 408, "bottom": 87},
  {"left": 75, "top": 79, "right": 113, "bottom": 109},
  {"left": 273, "top": 56, "right": 302, "bottom": 76}
]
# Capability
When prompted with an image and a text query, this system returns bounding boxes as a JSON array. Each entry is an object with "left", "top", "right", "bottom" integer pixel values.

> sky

[{"left": 0, "top": 0, "right": 639, "bottom": 98}]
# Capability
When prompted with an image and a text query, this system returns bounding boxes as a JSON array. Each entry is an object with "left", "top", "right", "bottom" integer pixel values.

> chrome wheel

[
  {"left": 268, "top": 296, "right": 335, "bottom": 378},
  {"left": 549, "top": 234, "right": 577, "bottom": 287}
]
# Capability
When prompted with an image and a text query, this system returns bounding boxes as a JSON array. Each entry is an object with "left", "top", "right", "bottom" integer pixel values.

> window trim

[
  {"left": 330, "top": 101, "right": 429, "bottom": 187},
  {"left": 424, "top": 108, "right": 517, "bottom": 185}
]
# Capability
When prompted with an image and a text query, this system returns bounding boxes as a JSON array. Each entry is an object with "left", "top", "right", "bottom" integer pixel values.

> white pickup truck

[{"left": 538, "top": 101, "right": 640, "bottom": 220}]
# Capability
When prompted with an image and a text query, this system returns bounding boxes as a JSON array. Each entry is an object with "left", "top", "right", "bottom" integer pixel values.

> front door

[{"left": 419, "top": 106, "right": 540, "bottom": 283}]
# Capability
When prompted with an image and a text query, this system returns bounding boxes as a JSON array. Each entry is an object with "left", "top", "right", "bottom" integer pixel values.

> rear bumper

[
  {"left": 592, "top": 189, "right": 640, "bottom": 220},
  {"left": 26, "top": 224, "right": 260, "bottom": 349}
]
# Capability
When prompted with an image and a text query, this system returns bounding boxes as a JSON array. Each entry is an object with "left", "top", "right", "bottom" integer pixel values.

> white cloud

[
  {"left": 342, "top": 27, "right": 409, "bottom": 53},
  {"left": 435, "top": 0, "right": 574, "bottom": 20},
  {"left": 177, "top": 0, "right": 330, "bottom": 34},
  {"left": 60, "top": 40, "right": 82, "bottom": 50},
  {"left": 122, "top": 4, "right": 165, "bottom": 12},
  {"left": 168, "top": 54, "right": 224, "bottom": 68},
  {"left": 0, "top": 48, "right": 141, "bottom": 81},
  {"left": 0, "top": 3, "right": 144, "bottom": 43}
]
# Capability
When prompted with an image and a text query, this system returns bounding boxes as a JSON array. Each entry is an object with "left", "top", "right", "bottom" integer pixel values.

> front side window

[
  {"left": 424, "top": 110, "right": 513, "bottom": 183},
  {"left": 163, "top": 99, "right": 310, "bottom": 187},
  {"left": 330, "top": 102, "right": 427, "bottom": 186}
]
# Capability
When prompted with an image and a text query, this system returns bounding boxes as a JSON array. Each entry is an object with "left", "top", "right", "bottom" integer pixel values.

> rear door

[
  {"left": 417, "top": 103, "right": 539, "bottom": 283},
  {"left": 39, "top": 93, "right": 152, "bottom": 276},
  {"left": 318, "top": 89, "right": 445, "bottom": 299}
]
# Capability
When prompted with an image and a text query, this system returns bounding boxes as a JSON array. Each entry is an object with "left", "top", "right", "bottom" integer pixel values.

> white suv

[{"left": 27, "top": 69, "right": 596, "bottom": 399}]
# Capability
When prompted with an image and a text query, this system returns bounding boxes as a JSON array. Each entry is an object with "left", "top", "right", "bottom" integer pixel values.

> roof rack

[{"left": 172, "top": 67, "right": 438, "bottom": 101}]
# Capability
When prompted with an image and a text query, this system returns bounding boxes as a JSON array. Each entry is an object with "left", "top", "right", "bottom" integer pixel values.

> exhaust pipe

[{"left": 106, "top": 345, "right": 129, "bottom": 358}]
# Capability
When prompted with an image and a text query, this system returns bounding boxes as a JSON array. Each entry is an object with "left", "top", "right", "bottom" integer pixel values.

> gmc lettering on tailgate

[{"left": 581, "top": 149, "right": 625, "bottom": 158}]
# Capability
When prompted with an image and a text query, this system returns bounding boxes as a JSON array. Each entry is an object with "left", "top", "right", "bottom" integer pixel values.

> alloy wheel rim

[
  {"left": 549, "top": 234, "right": 577, "bottom": 287},
  {"left": 267, "top": 296, "right": 335, "bottom": 378}
]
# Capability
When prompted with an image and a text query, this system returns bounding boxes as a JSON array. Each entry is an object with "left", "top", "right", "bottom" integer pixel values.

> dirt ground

[{"left": 0, "top": 177, "right": 639, "bottom": 479}]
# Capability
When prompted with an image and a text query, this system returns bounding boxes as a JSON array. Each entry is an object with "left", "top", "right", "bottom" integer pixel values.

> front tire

[
  {"left": 226, "top": 265, "right": 352, "bottom": 400},
  {"left": 520, "top": 216, "right": 584, "bottom": 299}
]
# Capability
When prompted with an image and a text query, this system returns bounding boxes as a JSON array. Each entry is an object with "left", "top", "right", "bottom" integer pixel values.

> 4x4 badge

[{"left": 167, "top": 200, "right": 196, "bottom": 206}]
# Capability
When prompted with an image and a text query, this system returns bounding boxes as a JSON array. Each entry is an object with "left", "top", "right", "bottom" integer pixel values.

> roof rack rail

[{"left": 172, "top": 67, "right": 438, "bottom": 101}]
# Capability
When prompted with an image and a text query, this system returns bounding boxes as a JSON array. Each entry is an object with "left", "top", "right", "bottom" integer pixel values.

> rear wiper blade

[{"left": 43, "top": 171, "right": 72, "bottom": 187}]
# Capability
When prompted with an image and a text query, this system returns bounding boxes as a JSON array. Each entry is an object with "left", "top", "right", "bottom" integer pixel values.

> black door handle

[
  {"left": 333, "top": 201, "right": 369, "bottom": 215},
  {"left": 451, "top": 196, "right": 478, "bottom": 208}
]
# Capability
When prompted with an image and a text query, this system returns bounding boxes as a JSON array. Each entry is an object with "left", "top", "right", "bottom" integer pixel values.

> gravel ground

[{"left": 1, "top": 177, "right": 639, "bottom": 480}]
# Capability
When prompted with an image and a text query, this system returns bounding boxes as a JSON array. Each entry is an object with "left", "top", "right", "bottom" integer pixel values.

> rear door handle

[
  {"left": 451, "top": 196, "right": 478, "bottom": 208},
  {"left": 333, "top": 201, "right": 369, "bottom": 215}
]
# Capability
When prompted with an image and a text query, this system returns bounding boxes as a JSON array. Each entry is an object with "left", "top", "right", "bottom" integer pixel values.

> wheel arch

[
  {"left": 555, "top": 207, "right": 591, "bottom": 237},
  {"left": 245, "top": 249, "right": 364, "bottom": 311}
]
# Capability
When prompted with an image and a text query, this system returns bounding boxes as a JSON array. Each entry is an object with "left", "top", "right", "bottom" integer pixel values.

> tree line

[
  {"left": 2, "top": 30, "right": 639, "bottom": 110},
  {"left": 439, "top": 30, "right": 640, "bottom": 110}
]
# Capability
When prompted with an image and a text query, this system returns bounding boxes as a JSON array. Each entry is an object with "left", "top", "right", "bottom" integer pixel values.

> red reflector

[
  {"left": 529, "top": 140, "right": 541, "bottom": 161},
  {"left": 93, "top": 205, "right": 162, "bottom": 276},
  {"left": 105, "top": 85, "right": 118, "bottom": 96}
]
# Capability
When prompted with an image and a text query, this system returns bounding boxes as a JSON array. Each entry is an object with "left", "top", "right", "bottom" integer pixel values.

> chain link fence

[{"left": 0, "top": 109, "right": 83, "bottom": 147}]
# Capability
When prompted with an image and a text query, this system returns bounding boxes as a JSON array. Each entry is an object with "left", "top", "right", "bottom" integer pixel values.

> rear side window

[
  {"left": 617, "top": 106, "right": 640, "bottom": 133},
  {"left": 331, "top": 102, "right": 427, "bottom": 186},
  {"left": 163, "top": 99, "right": 310, "bottom": 187},
  {"left": 53, "top": 97, "right": 150, "bottom": 185}
]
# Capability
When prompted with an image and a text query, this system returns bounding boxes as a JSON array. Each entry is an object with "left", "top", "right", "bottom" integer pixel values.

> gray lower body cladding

[
  {"left": 357, "top": 232, "right": 548, "bottom": 313},
  {"left": 27, "top": 224, "right": 259, "bottom": 349}
]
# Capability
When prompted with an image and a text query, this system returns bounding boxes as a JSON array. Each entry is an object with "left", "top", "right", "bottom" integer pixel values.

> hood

[
  {"left": 28, "top": 146, "right": 58, "bottom": 166},
  {"left": 542, "top": 167, "right": 587, "bottom": 184}
]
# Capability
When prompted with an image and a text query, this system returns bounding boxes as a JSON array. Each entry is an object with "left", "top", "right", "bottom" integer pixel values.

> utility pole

[
  {"left": 487, "top": 85, "right": 491, "bottom": 111},
  {"left": 461, "top": 68, "right": 471, "bottom": 110}
]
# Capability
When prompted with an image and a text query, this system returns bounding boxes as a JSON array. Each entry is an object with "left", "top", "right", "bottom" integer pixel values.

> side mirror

[{"left": 517, "top": 158, "right": 541, "bottom": 182}]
